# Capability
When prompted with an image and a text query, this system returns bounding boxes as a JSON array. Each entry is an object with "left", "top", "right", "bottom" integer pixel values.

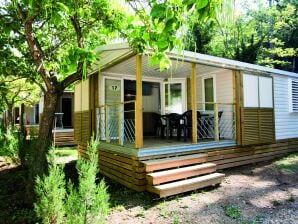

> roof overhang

[{"left": 88, "top": 43, "right": 298, "bottom": 78}]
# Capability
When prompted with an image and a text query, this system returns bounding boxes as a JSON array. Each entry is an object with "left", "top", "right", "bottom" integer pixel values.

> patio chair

[
  {"left": 167, "top": 113, "right": 181, "bottom": 139},
  {"left": 152, "top": 113, "right": 166, "bottom": 138}
]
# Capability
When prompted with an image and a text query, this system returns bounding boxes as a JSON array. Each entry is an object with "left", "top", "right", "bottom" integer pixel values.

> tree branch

[
  {"left": 61, "top": 72, "right": 82, "bottom": 90},
  {"left": 15, "top": 3, "right": 52, "bottom": 90}
]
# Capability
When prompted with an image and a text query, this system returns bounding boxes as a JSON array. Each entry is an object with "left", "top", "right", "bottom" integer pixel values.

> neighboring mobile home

[
  {"left": 74, "top": 43, "right": 298, "bottom": 197},
  {"left": 5, "top": 91, "right": 75, "bottom": 146}
]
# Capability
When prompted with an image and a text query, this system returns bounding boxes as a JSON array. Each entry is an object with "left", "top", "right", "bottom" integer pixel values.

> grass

[
  {"left": 223, "top": 204, "right": 241, "bottom": 220},
  {"left": 274, "top": 153, "right": 298, "bottom": 173},
  {"left": 54, "top": 146, "right": 77, "bottom": 157}
]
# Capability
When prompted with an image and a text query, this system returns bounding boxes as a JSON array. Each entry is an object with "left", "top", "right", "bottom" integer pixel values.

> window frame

[
  {"left": 202, "top": 74, "right": 216, "bottom": 111},
  {"left": 243, "top": 74, "right": 273, "bottom": 109}
]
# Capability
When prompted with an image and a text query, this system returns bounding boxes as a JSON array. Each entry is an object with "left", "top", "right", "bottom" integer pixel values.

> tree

[
  {"left": 187, "top": 0, "right": 298, "bottom": 71},
  {"left": 0, "top": 76, "right": 39, "bottom": 125},
  {"left": 0, "top": 0, "right": 221, "bottom": 201}
]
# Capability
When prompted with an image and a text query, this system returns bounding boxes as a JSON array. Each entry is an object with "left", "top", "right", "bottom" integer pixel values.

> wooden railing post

[
  {"left": 105, "top": 106, "right": 109, "bottom": 143},
  {"left": 191, "top": 63, "right": 198, "bottom": 143},
  {"left": 214, "top": 103, "right": 220, "bottom": 142},
  {"left": 135, "top": 54, "right": 143, "bottom": 148}
]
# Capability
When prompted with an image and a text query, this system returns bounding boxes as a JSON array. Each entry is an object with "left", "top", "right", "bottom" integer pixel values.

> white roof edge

[
  {"left": 169, "top": 50, "right": 297, "bottom": 78},
  {"left": 97, "top": 43, "right": 298, "bottom": 78},
  {"left": 94, "top": 42, "right": 130, "bottom": 53}
]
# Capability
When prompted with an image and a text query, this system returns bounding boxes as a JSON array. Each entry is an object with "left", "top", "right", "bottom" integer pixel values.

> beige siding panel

[
  {"left": 216, "top": 70, "right": 233, "bottom": 104},
  {"left": 81, "top": 79, "right": 90, "bottom": 111},
  {"left": 74, "top": 82, "right": 82, "bottom": 112}
]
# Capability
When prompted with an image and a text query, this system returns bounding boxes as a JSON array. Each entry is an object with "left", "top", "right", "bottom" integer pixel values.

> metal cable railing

[
  {"left": 96, "top": 100, "right": 136, "bottom": 146},
  {"left": 197, "top": 102, "right": 236, "bottom": 141}
]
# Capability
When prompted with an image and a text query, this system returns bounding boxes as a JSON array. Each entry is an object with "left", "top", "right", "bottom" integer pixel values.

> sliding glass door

[{"left": 163, "top": 79, "right": 186, "bottom": 114}]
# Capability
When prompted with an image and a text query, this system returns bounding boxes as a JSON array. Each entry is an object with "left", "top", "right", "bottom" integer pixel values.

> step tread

[
  {"left": 143, "top": 154, "right": 208, "bottom": 172},
  {"left": 156, "top": 173, "right": 225, "bottom": 190},
  {"left": 147, "top": 163, "right": 216, "bottom": 178},
  {"left": 147, "top": 163, "right": 217, "bottom": 185},
  {"left": 149, "top": 173, "right": 225, "bottom": 197}
]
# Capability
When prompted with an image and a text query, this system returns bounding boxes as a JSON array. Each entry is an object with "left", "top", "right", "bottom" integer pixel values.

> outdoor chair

[
  {"left": 167, "top": 113, "right": 181, "bottom": 139},
  {"left": 152, "top": 113, "right": 166, "bottom": 138}
]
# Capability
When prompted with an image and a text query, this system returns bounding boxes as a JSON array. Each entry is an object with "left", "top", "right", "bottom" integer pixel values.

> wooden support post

[
  {"left": 233, "top": 70, "right": 241, "bottom": 144},
  {"left": 135, "top": 54, "right": 143, "bottom": 148},
  {"left": 105, "top": 106, "right": 109, "bottom": 143},
  {"left": 191, "top": 63, "right": 197, "bottom": 143}
]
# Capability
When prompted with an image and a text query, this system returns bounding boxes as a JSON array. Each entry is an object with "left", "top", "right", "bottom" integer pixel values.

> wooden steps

[
  {"left": 147, "top": 163, "right": 216, "bottom": 185},
  {"left": 143, "top": 153, "right": 224, "bottom": 197},
  {"left": 148, "top": 173, "right": 225, "bottom": 198},
  {"left": 53, "top": 131, "right": 75, "bottom": 146},
  {"left": 143, "top": 153, "right": 208, "bottom": 172}
]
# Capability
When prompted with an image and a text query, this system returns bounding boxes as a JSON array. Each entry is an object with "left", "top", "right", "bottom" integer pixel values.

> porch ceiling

[{"left": 104, "top": 55, "right": 226, "bottom": 79}]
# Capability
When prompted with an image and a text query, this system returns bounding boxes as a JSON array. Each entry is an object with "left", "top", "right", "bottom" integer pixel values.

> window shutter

[{"left": 292, "top": 80, "right": 298, "bottom": 112}]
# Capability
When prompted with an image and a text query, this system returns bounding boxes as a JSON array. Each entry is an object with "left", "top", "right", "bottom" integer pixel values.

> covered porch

[{"left": 95, "top": 53, "right": 238, "bottom": 154}]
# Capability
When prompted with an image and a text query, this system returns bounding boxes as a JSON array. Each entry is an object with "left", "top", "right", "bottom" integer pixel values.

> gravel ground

[{"left": 108, "top": 160, "right": 298, "bottom": 224}]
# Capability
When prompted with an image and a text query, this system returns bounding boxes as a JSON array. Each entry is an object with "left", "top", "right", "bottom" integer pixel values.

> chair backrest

[
  {"left": 181, "top": 110, "right": 192, "bottom": 126},
  {"left": 152, "top": 112, "right": 162, "bottom": 126},
  {"left": 167, "top": 113, "right": 181, "bottom": 126},
  {"left": 218, "top": 111, "right": 223, "bottom": 119}
]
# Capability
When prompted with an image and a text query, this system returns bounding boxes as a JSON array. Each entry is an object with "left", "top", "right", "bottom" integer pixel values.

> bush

[
  {"left": 35, "top": 138, "right": 109, "bottom": 224},
  {"left": 35, "top": 150, "right": 66, "bottom": 224},
  {"left": 0, "top": 125, "right": 23, "bottom": 164}
]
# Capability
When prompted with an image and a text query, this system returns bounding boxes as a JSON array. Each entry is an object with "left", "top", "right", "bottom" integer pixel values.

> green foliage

[
  {"left": 223, "top": 204, "right": 241, "bottom": 219},
  {"left": 0, "top": 126, "right": 23, "bottom": 164},
  {"left": 34, "top": 138, "right": 109, "bottom": 224},
  {"left": 188, "top": 0, "right": 297, "bottom": 71},
  {"left": 65, "top": 138, "right": 109, "bottom": 224},
  {"left": 125, "top": 0, "right": 221, "bottom": 70},
  {"left": 274, "top": 153, "right": 298, "bottom": 173},
  {"left": 35, "top": 150, "right": 66, "bottom": 224}
]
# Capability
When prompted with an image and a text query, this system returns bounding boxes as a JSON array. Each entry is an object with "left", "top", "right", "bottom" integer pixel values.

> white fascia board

[{"left": 169, "top": 50, "right": 298, "bottom": 78}]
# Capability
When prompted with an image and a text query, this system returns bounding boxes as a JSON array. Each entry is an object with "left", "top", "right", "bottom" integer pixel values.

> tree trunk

[
  {"left": 26, "top": 90, "right": 60, "bottom": 204},
  {"left": 7, "top": 104, "right": 13, "bottom": 127}
]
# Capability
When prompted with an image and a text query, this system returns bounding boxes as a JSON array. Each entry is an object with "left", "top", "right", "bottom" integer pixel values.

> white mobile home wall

[{"left": 274, "top": 75, "right": 298, "bottom": 140}]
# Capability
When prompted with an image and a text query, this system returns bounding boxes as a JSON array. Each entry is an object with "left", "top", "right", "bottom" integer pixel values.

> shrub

[
  {"left": 0, "top": 125, "right": 23, "bottom": 164},
  {"left": 34, "top": 150, "right": 66, "bottom": 224},
  {"left": 65, "top": 138, "right": 109, "bottom": 224},
  {"left": 35, "top": 138, "right": 109, "bottom": 224}
]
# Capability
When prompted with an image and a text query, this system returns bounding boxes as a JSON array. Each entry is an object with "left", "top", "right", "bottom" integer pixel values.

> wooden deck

[
  {"left": 76, "top": 137, "right": 298, "bottom": 197},
  {"left": 53, "top": 129, "right": 75, "bottom": 146},
  {"left": 24, "top": 126, "right": 75, "bottom": 147}
]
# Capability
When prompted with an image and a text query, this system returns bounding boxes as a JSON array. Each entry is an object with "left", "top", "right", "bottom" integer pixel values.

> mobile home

[{"left": 74, "top": 43, "right": 298, "bottom": 197}]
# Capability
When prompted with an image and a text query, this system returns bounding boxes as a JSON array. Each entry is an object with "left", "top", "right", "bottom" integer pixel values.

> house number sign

[{"left": 109, "top": 85, "right": 120, "bottom": 91}]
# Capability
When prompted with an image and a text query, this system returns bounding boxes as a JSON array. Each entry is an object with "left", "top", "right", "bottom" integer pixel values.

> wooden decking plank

[
  {"left": 147, "top": 163, "right": 216, "bottom": 185},
  {"left": 149, "top": 173, "right": 225, "bottom": 198},
  {"left": 143, "top": 153, "right": 208, "bottom": 172},
  {"left": 99, "top": 165, "right": 146, "bottom": 185}
]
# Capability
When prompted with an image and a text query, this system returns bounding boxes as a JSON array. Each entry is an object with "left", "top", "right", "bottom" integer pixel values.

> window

[
  {"left": 290, "top": 79, "right": 298, "bottom": 112},
  {"left": 243, "top": 74, "right": 273, "bottom": 108},
  {"left": 204, "top": 78, "right": 214, "bottom": 110}
]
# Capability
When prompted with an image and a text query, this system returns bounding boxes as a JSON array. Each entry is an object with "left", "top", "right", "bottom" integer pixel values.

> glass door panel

[
  {"left": 204, "top": 78, "right": 214, "bottom": 110},
  {"left": 165, "top": 83, "right": 183, "bottom": 114},
  {"left": 103, "top": 78, "right": 123, "bottom": 142}
]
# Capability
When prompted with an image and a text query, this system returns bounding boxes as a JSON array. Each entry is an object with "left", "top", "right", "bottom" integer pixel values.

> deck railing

[
  {"left": 96, "top": 100, "right": 136, "bottom": 146},
  {"left": 196, "top": 102, "right": 236, "bottom": 142}
]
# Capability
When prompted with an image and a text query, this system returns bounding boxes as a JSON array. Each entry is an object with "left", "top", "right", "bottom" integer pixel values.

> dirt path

[{"left": 108, "top": 161, "right": 298, "bottom": 224}]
